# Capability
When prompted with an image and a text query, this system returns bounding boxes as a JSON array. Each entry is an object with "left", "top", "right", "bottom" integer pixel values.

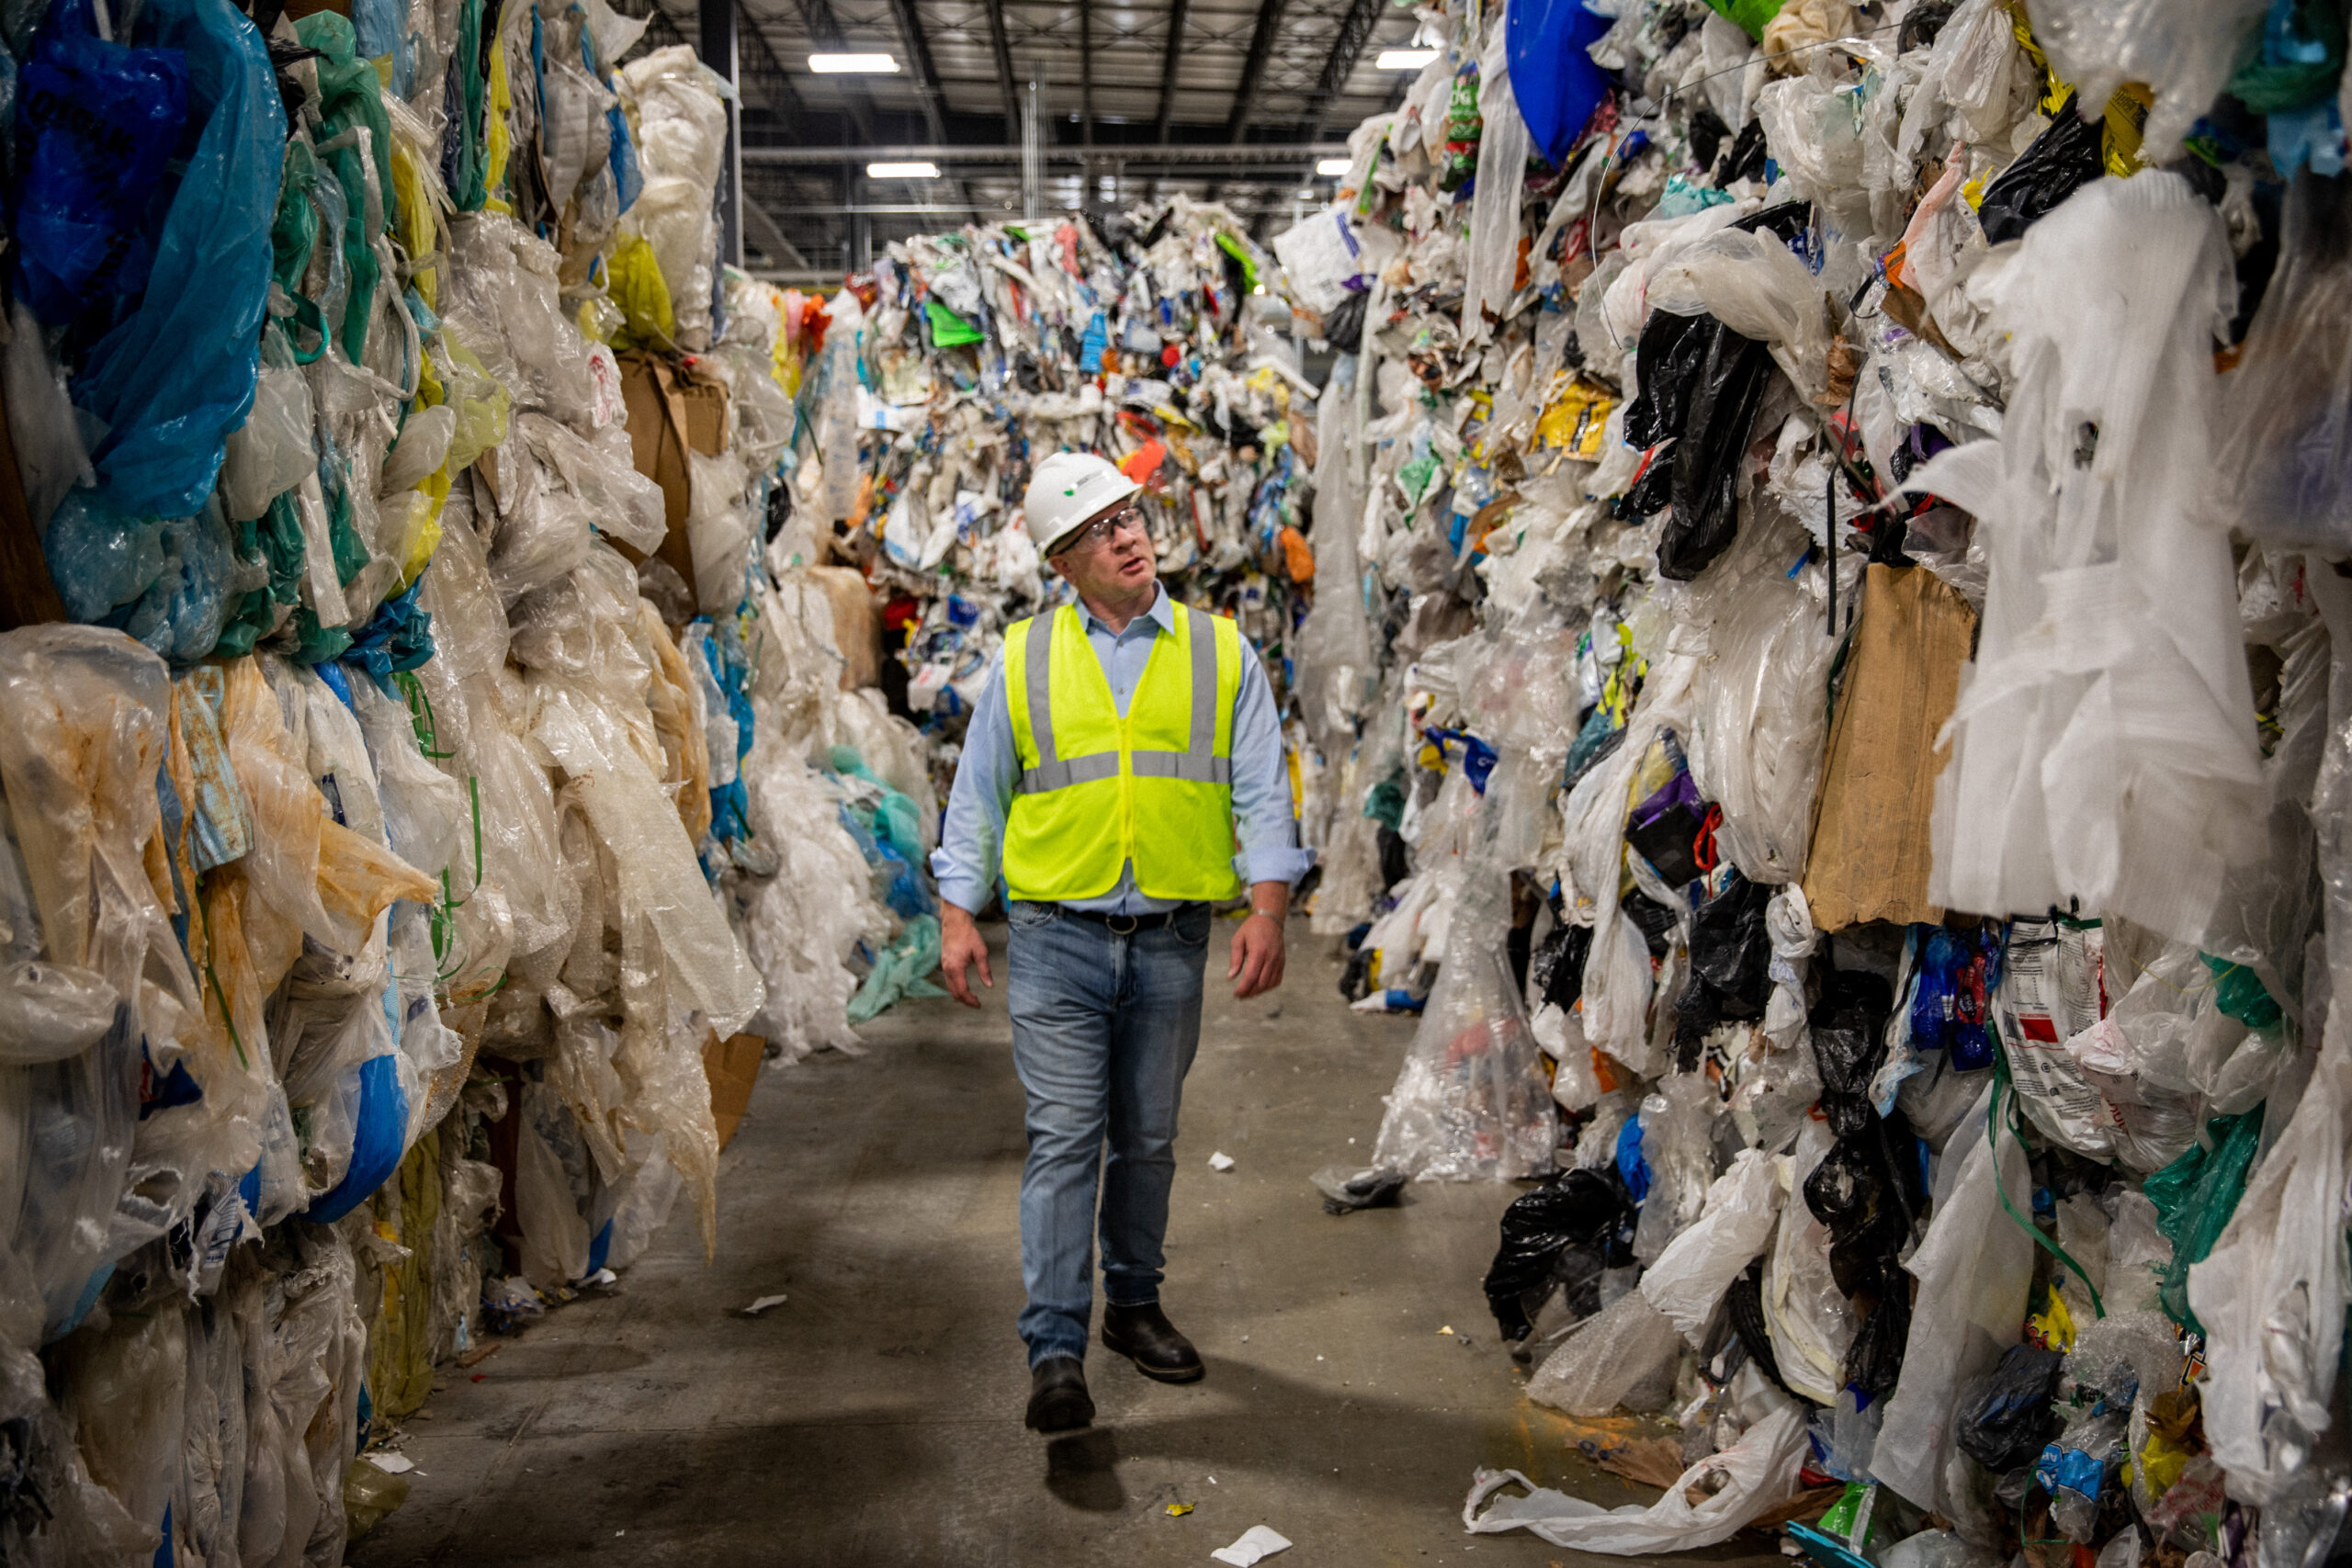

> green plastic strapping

[
  {"left": 392, "top": 671, "right": 454, "bottom": 759},
  {"left": 1988, "top": 1048, "right": 2107, "bottom": 1321}
]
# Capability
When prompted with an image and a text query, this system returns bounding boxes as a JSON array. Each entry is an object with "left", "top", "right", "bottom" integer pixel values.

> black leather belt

[{"left": 1057, "top": 902, "right": 1203, "bottom": 935}]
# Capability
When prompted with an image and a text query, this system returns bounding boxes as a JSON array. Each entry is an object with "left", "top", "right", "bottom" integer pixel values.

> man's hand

[
  {"left": 940, "top": 902, "right": 993, "bottom": 1008},
  {"left": 1228, "top": 882, "right": 1290, "bottom": 999},
  {"left": 1229, "top": 914, "right": 1286, "bottom": 998}
]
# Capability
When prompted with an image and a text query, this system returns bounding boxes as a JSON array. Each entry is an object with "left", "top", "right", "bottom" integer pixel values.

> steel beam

[
  {"left": 1299, "top": 0, "right": 1381, "bottom": 135},
  {"left": 1152, "top": 0, "right": 1190, "bottom": 142},
  {"left": 1223, "top": 0, "right": 1291, "bottom": 141},
  {"left": 880, "top": 0, "right": 950, "bottom": 139},
  {"left": 1080, "top": 0, "right": 1094, "bottom": 147},
  {"left": 984, "top": 0, "right": 1023, "bottom": 138},
  {"left": 698, "top": 0, "right": 742, "bottom": 268}
]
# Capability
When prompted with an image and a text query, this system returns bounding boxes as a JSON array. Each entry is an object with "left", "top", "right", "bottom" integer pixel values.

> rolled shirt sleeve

[
  {"left": 929, "top": 653, "right": 1018, "bottom": 916},
  {"left": 1226, "top": 643, "right": 1315, "bottom": 889}
]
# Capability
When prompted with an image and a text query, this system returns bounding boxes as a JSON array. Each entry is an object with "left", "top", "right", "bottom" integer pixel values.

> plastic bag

[
  {"left": 2186, "top": 1010, "right": 2349, "bottom": 1505},
  {"left": 1506, "top": 0, "right": 1611, "bottom": 164},
  {"left": 2026, "top": 0, "right": 2267, "bottom": 166},
  {"left": 846, "top": 913, "right": 947, "bottom": 1021},
  {"left": 1461, "top": 13, "right": 1531, "bottom": 344},
  {"left": 1902, "top": 175, "right": 2262, "bottom": 947},
  {"left": 1810, "top": 970, "right": 1892, "bottom": 1135},
  {"left": 1870, "top": 1084, "right": 2034, "bottom": 1526},
  {"left": 1370, "top": 868, "right": 1556, "bottom": 1180},
  {"left": 1684, "top": 536, "right": 1838, "bottom": 884},
  {"left": 12, "top": 0, "right": 189, "bottom": 322},
  {"left": 1618, "top": 304, "right": 1776, "bottom": 581},
  {"left": 1469, "top": 1370, "right": 1810, "bottom": 1550},
  {"left": 484, "top": 423, "right": 596, "bottom": 605},
  {"left": 1763, "top": 1122, "right": 1858, "bottom": 1405},
  {"left": 686, "top": 449, "right": 753, "bottom": 614},
  {"left": 1685, "top": 870, "right": 1774, "bottom": 1018},
  {"left": 1639, "top": 1146, "right": 1783, "bottom": 1343},
  {"left": 2211, "top": 171, "right": 2352, "bottom": 553},
  {"left": 1953, "top": 1343, "right": 2064, "bottom": 1472},
  {"left": 70, "top": 0, "right": 285, "bottom": 519},
  {"left": 514, "top": 1075, "right": 594, "bottom": 1287},
  {"left": 1483, "top": 1168, "right": 1634, "bottom": 1341},
  {"left": 1974, "top": 96, "right": 2107, "bottom": 245},
  {"left": 1524, "top": 1286, "right": 1684, "bottom": 1416},
  {"left": 56, "top": 1302, "right": 186, "bottom": 1546},
  {"left": 1649, "top": 226, "right": 1838, "bottom": 403}
]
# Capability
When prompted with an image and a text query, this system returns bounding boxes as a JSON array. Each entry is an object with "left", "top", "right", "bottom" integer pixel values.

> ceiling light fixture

[
  {"left": 809, "top": 51, "right": 899, "bottom": 72},
  {"left": 867, "top": 161, "right": 940, "bottom": 178},
  {"left": 1375, "top": 47, "right": 1439, "bottom": 68},
  {"left": 1315, "top": 157, "right": 1351, "bottom": 175}
]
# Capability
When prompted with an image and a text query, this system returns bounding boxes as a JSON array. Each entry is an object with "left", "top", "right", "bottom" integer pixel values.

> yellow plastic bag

[{"left": 607, "top": 231, "right": 676, "bottom": 353}]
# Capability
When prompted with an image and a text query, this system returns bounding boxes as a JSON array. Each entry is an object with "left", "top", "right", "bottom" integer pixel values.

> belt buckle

[{"left": 1105, "top": 912, "right": 1139, "bottom": 936}]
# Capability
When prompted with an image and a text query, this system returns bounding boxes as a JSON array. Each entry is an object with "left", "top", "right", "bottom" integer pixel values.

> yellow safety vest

[{"left": 1001, "top": 599, "right": 1245, "bottom": 904}]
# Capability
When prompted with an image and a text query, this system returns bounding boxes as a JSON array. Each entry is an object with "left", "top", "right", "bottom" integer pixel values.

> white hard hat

[{"left": 1023, "top": 450, "right": 1142, "bottom": 556}]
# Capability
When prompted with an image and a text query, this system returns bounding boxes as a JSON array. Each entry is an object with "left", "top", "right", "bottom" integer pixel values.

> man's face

[{"left": 1048, "top": 501, "right": 1157, "bottom": 598}]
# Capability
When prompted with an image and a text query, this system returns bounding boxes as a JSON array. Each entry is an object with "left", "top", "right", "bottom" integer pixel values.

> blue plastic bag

[
  {"left": 13, "top": 0, "right": 188, "bottom": 322},
  {"left": 307, "top": 1047, "right": 409, "bottom": 1224},
  {"left": 72, "top": 0, "right": 284, "bottom": 521},
  {"left": 1507, "top": 0, "right": 1611, "bottom": 165}
]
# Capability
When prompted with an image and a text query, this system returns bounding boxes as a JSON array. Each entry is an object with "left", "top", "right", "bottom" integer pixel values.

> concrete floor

[{"left": 351, "top": 918, "right": 1784, "bottom": 1568}]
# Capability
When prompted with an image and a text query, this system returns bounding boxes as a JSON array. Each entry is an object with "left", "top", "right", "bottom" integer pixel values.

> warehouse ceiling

[{"left": 622, "top": 0, "right": 1421, "bottom": 276}]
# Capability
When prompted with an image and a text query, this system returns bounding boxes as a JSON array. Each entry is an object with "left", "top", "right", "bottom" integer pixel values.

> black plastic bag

[
  {"left": 1689, "top": 869, "right": 1772, "bottom": 1016},
  {"left": 1672, "top": 870, "right": 1774, "bottom": 1067},
  {"left": 1672, "top": 981, "right": 1721, "bottom": 1072},
  {"left": 1322, "top": 289, "right": 1369, "bottom": 353},
  {"left": 1618, "top": 200, "right": 1808, "bottom": 557},
  {"left": 1530, "top": 919, "right": 1595, "bottom": 1012},
  {"left": 1623, "top": 308, "right": 1713, "bottom": 449},
  {"left": 1955, "top": 1343, "right": 2067, "bottom": 1471},
  {"left": 1724, "top": 1262, "right": 1792, "bottom": 1393},
  {"left": 1803, "top": 1130, "right": 1919, "bottom": 1297},
  {"left": 1714, "top": 118, "right": 1770, "bottom": 186},
  {"left": 1483, "top": 1168, "right": 1634, "bottom": 1340},
  {"left": 1842, "top": 1255, "right": 1913, "bottom": 1401},
  {"left": 1622, "top": 888, "right": 1680, "bottom": 957},
  {"left": 1810, "top": 970, "right": 1894, "bottom": 1135},
  {"left": 1658, "top": 327, "right": 1776, "bottom": 580},
  {"left": 1977, "top": 94, "right": 2105, "bottom": 244}
]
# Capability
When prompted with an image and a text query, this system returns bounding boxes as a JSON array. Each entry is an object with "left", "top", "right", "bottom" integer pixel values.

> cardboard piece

[
  {"left": 1803, "top": 562, "right": 1977, "bottom": 931},
  {"left": 616, "top": 353, "right": 729, "bottom": 603},
  {"left": 702, "top": 1032, "right": 766, "bottom": 1151},
  {"left": 806, "top": 565, "right": 882, "bottom": 690}
]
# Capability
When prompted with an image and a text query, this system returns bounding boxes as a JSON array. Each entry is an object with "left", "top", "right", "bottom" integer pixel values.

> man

[{"left": 933, "top": 449, "right": 1309, "bottom": 1436}]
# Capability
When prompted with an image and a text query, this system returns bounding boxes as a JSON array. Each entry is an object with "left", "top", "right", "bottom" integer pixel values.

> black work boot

[
  {"left": 1024, "top": 1355, "right": 1094, "bottom": 1432},
  {"left": 1102, "top": 1303, "right": 1205, "bottom": 1383}
]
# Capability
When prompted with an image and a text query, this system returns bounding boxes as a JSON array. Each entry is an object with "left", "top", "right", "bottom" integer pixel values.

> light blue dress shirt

[{"left": 932, "top": 583, "right": 1314, "bottom": 916}]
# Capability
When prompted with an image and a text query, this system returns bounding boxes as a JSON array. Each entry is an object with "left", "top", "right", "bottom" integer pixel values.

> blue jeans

[{"left": 1005, "top": 899, "right": 1210, "bottom": 1367}]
